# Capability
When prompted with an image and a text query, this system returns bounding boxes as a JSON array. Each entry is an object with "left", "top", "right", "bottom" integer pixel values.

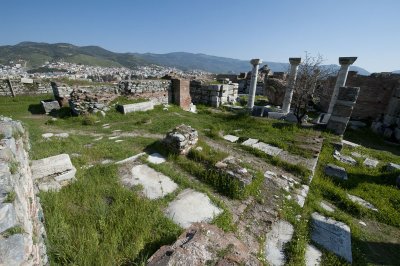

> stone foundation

[{"left": 0, "top": 117, "right": 48, "bottom": 265}]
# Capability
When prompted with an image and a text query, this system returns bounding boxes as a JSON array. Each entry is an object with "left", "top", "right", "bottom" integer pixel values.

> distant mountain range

[{"left": 0, "top": 41, "right": 382, "bottom": 75}]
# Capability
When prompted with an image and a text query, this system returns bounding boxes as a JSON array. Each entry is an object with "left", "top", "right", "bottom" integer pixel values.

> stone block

[
  {"left": 41, "top": 100, "right": 60, "bottom": 114},
  {"left": 163, "top": 124, "right": 198, "bottom": 155},
  {"left": 324, "top": 164, "right": 347, "bottom": 180},
  {"left": 363, "top": 158, "right": 379, "bottom": 168},
  {"left": 223, "top": 134, "right": 239, "bottom": 143},
  {"left": 347, "top": 194, "right": 378, "bottom": 212},
  {"left": 311, "top": 212, "right": 352, "bottom": 263},
  {"left": 241, "top": 138, "right": 259, "bottom": 147},
  {"left": 252, "top": 142, "right": 283, "bottom": 156},
  {"left": 0, "top": 203, "right": 17, "bottom": 233},
  {"left": 333, "top": 150, "right": 357, "bottom": 165},
  {"left": 0, "top": 234, "right": 26, "bottom": 265},
  {"left": 117, "top": 101, "right": 154, "bottom": 114},
  {"left": 31, "top": 154, "right": 76, "bottom": 191},
  {"left": 147, "top": 153, "right": 166, "bottom": 164},
  {"left": 165, "top": 189, "right": 222, "bottom": 228},
  {"left": 387, "top": 162, "right": 400, "bottom": 172}
]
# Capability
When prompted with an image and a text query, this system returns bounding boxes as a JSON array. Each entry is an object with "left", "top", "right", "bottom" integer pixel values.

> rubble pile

[
  {"left": 164, "top": 124, "right": 198, "bottom": 155},
  {"left": 68, "top": 87, "right": 119, "bottom": 115},
  {"left": 215, "top": 156, "right": 253, "bottom": 188}
]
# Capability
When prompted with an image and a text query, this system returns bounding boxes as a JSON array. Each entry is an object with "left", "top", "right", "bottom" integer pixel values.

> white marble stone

[
  {"left": 347, "top": 194, "right": 378, "bottom": 212},
  {"left": 147, "top": 153, "right": 166, "bottom": 164},
  {"left": 252, "top": 142, "right": 283, "bottom": 156},
  {"left": 241, "top": 138, "right": 259, "bottom": 147},
  {"left": 265, "top": 220, "right": 294, "bottom": 266},
  {"left": 363, "top": 158, "right": 379, "bottom": 168},
  {"left": 223, "top": 134, "right": 239, "bottom": 143},
  {"left": 165, "top": 189, "right": 222, "bottom": 228},
  {"left": 115, "top": 153, "right": 146, "bottom": 165},
  {"left": 311, "top": 212, "right": 352, "bottom": 263},
  {"left": 305, "top": 244, "right": 322, "bottom": 266},
  {"left": 320, "top": 201, "right": 335, "bottom": 213},
  {"left": 123, "top": 164, "right": 178, "bottom": 199}
]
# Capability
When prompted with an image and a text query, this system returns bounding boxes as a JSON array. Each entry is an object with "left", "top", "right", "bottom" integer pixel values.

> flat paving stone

[
  {"left": 347, "top": 194, "right": 378, "bottom": 212},
  {"left": 305, "top": 244, "right": 322, "bottom": 266},
  {"left": 165, "top": 189, "right": 222, "bottom": 228},
  {"left": 265, "top": 220, "right": 294, "bottom": 266},
  {"left": 147, "top": 153, "right": 166, "bottom": 164},
  {"left": 0, "top": 234, "right": 25, "bottom": 265},
  {"left": 342, "top": 140, "right": 360, "bottom": 148},
  {"left": 241, "top": 138, "right": 259, "bottom": 147},
  {"left": 223, "top": 134, "right": 239, "bottom": 143},
  {"left": 253, "top": 142, "right": 283, "bottom": 156},
  {"left": 311, "top": 212, "right": 352, "bottom": 263},
  {"left": 320, "top": 201, "right": 335, "bottom": 213},
  {"left": 115, "top": 153, "right": 145, "bottom": 165},
  {"left": 363, "top": 158, "right": 379, "bottom": 168},
  {"left": 123, "top": 164, "right": 178, "bottom": 199},
  {"left": 42, "top": 133, "right": 54, "bottom": 139},
  {"left": 333, "top": 150, "right": 357, "bottom": 165},
  {"left": 324, "top": 164, "right": 347, "bottom": 180}
]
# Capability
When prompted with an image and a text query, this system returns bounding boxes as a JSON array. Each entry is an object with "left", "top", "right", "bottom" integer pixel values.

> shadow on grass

[
  {"left": 357, "top": 240, "right": 400, "bottom": 265},
  {"left": 344, "top": 128, "right": 400, "bottom": 156},
  {"left": 336, "top": 171, "right": 400, "bottom": 190},
  {"left": 28, "top": 103, "right": 45, "bottom": 114}
]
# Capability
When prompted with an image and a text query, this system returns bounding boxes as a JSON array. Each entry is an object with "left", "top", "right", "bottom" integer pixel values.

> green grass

[
  {"left": 283, "top": 134, "right": 400, "bottom": 265},
  {"left": 4, "top": 191, "right": 16, "bottom": 203},
  {"left": 1, "top": 226, "right": 25, "bottom": 238},
  {"left": 0, "top": 94, "right": 332, "bottom": 264},
  {"left": 41, "top": 165, "right": 181, "bottom": 265}
]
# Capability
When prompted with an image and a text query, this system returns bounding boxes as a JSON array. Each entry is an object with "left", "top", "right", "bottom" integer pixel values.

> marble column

[
  {"left": 247, "top": 58, "right": 262, "bottom": 109},
  {"left": 282, "top": 58, "right": 301, "bottom": 113},
  {"left": 327, "top": 57, "right": 357, "bottom": 114}
]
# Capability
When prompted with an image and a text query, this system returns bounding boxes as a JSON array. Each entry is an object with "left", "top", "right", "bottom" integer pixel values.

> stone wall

[
  {"left": 118, "top": 79, "right": 171, "bottom": 105},
  {"left": 0, "top": 117, "right": 47, "bottom": 265},
  {"left": 190, "top": 81, "right": 238, "bottom": 107},
  {"left": 315, "top": 73, "right": 400, "bottom": 120},
  {"left": 0, "top": 79, "right": 51, "bottom": 96}
]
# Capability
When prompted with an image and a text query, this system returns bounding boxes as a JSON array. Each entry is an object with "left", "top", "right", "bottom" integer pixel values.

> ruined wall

[
  {"left": 119, "top": 79, "right": 171, "bottom": 104},
  {"left": 315, "top": 73, "right": 400, "bottom": 120},
  {"left": 0, "top": 79, "right": 51, "bottom": 96},
  {"left": 190, "top": 81, "right": 238, "bottom": 107},
  {"left": 0, "top": 117, "right": 48, "bottom": 265}
]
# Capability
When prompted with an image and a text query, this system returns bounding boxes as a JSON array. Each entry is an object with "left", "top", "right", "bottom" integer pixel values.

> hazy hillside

[
  {"left": 0, "top": 42, "right": 370, "bottom": 75},
  {"left": 0, "top": 42, "right": 147, "bottom": 68}
]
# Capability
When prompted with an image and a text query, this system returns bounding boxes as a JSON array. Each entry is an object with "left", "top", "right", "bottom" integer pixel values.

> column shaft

[
  {"left": 247, "top": 59, "right": 262, "bottom": 109},
  {"left": 282, "top": 60, "right": 300, "bottom": 113}
]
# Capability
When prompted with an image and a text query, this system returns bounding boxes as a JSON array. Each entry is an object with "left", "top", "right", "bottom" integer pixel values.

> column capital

[
  {"left": 250, "top": 58, "right": 263, "bottom": 66},
  {"left": 289, "top": 57, "right": 301, "bottom": 66},
  {"left": 339, "top": 57, "right": 357, "bottom": 66}
]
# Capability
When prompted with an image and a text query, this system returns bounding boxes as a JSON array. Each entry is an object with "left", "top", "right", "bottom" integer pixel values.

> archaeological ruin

[{"left": 0, "top": 53, "right": 399, "bottom": 265}]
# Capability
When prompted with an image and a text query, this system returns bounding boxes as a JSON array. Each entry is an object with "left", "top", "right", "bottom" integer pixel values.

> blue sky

[{"left": 0, "top": 0, "right": 399, "bottom": 72}]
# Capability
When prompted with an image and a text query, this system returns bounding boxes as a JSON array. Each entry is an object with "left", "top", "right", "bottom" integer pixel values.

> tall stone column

[
  {"left": 327, "top": 57, "right": 357, "bottom": 114},
  {"left": 281, "top": 58, "right": 301, "bottom": 113},
  {"left": 247, "top": 59, "right": 262, "bottom": 109}
]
